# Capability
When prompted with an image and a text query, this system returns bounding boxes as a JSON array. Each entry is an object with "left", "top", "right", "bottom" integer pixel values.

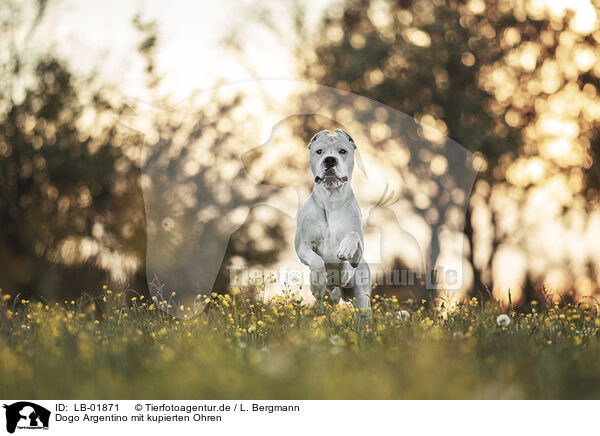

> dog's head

[{"left": 308, "top": 129, "right": 356, "bottom": 190}]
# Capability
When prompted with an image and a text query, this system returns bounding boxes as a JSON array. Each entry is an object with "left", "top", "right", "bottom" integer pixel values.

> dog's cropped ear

[
  {"left": 334, "top": 129, "right": 357, "bottom": 149},
  {"left": 308, "top": 130, "right": 330, "bottom": 148}
]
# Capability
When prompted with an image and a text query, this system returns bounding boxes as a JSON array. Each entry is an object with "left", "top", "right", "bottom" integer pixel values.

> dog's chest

[{"left": 308, "top": 209, "right": 347, "bottom": 261}]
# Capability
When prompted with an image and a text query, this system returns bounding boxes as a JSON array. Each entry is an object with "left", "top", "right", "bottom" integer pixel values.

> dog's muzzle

[{"left": 314, "top": 167, "right": 349, "bottom": 186}]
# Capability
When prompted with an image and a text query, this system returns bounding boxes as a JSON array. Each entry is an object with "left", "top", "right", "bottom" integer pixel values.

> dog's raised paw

[{"left": 337, "top": 233, "right": 359, "bottom": 260}]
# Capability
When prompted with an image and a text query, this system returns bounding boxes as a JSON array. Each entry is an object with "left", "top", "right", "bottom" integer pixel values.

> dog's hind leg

[
  {"left": 330, "top": 286, "right": 342, "bottom": 305},
  {"left": 340, "top": 260, "right": 356, "bottom": 287},
  {"left": 312, "top": 286, "right": 342, "bottom": 311},
  {"left": 350, "top": 261, "right": 371, "bottom": 313}
]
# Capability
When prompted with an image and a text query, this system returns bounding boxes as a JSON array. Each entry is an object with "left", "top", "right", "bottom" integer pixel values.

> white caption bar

[{"left": 1, "top": 400, "right": 597, "bottom": 435}]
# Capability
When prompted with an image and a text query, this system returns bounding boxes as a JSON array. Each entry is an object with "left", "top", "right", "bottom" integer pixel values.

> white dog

[{"left": 294, "top": 129, "right": 371, "bottom": 310}]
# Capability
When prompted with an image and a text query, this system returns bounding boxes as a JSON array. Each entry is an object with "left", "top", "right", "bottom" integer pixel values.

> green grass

[{"left": 1, "top": 288, "right": 600, "bottom": 399}]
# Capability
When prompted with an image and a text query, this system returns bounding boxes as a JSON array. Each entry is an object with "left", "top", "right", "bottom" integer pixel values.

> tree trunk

[{"left": 465, "top": 203, "right": 488, "bottom": 299}]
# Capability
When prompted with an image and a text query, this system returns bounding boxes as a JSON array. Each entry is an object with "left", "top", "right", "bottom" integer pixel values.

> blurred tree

[
  {"left": 0, "top": 2, "right": 287, "bottom": 300},
  {"left": 0, "top": 0, "right": 144, "bottom": 298},
  {"left": 292, "top": 0, "right": 600, "bottom": 301}
]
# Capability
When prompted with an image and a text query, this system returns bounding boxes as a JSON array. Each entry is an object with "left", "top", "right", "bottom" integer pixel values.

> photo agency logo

[
  {"left": 2, "top": 402, "right": 50, "bottom": 434},
  {"left": 118, "top": 80, "right": 477, "bottom": 317}
]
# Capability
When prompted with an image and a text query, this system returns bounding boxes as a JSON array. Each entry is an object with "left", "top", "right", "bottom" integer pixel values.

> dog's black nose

[{"left": 323, "top": 156, "right": 337, "bottom": 169}]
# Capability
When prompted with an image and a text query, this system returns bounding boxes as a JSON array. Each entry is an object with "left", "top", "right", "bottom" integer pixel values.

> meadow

[{"left": 1, "top": 286, "right": 600, "bottom": 399}]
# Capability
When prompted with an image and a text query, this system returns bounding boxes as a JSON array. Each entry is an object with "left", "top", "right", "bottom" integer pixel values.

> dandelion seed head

[
  {"left": 397, "top": 310, "right": 410, "bottom": 320},
  {"left": 497, "top": 314, "right": 511, "bottom": 327}
]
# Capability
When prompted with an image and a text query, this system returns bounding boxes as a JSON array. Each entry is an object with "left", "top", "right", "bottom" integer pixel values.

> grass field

[{"left": 1, "top": 286, "right": 600, "bottom": 399}]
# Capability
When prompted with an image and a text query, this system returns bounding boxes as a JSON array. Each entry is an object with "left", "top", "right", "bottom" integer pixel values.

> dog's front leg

[
  {"left": 340, "top": 261, "right": 355, "bottom": 287},
  {"left": 336, "top": 231, "right": 363, "bottom": 267},
  {"left": 297, "top": 242, "right": 327, "bottom": 291}
]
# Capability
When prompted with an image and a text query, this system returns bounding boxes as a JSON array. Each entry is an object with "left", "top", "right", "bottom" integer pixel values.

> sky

[{"left": 38, "top": 0, "right": 332, "bottom": 101}]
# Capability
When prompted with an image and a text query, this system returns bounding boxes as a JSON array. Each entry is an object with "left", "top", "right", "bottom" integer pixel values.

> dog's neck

[{"left": 312, "top": 182, "right": 352, "bottom": 212}]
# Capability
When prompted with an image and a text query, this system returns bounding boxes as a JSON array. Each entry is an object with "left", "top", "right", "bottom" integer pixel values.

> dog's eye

[
  {"left": 315, "top": 149, "right": 322, "bottom": 155},
  {"left": 339, "top": 149, "right": 347, "bottom": 155}
]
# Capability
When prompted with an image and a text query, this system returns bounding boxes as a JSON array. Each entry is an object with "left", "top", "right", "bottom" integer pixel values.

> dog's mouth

[{"left": 315, "top": 168, "right": 348, "bottom": 189}]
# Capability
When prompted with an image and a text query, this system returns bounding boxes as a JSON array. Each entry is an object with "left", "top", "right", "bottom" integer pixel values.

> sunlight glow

[{"left": 544, "top": 0, "right": 598, "bottom": 34}]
